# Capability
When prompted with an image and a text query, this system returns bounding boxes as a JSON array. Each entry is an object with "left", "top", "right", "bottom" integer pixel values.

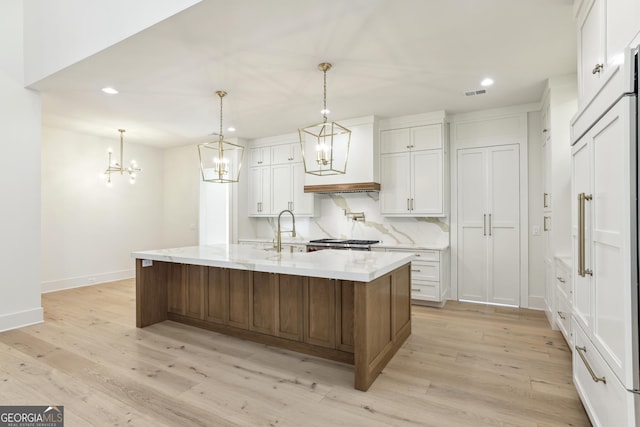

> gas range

[{"left": 306, "top": 238, "right": 381, "bottom": 252}]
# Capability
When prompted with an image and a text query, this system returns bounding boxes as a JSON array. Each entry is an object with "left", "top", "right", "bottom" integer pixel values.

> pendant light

[
  {"left": 198, "top": 90, "right": 245, "bottom": 183},
  {"left": 103, "top": 129, "right": 141, "bottom": 185},
  {"left": 299, "top": 62, "right": 351, "bottom": 176}
]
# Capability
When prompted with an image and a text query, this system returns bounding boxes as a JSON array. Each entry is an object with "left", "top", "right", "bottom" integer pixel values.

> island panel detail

[{"left": 135, "top": 259, "right": 411, "bottom": 391}]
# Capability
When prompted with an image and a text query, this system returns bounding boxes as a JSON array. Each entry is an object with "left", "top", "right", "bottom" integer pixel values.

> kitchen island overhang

[{"left": 132, "top": 244, "right": 413, "bottom": 391}]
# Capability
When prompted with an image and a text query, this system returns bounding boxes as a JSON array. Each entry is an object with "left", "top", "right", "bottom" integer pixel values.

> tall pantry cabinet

[
  {"left": 570, "top": 0, "right": 640, "bottom": 425},
  {"left": 456, "top": 144, "right": 520, "bottom": 306}
]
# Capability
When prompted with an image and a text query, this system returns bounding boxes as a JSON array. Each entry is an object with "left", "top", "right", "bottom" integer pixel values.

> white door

[
  {"left": 271, "top": 164, "right": 292, "bottom": 213},
  {"left": 412, "top": 150, "right": 442, "bottom": 215},
  {"left": 457, "top": 145, "right": 520, "bottom": 305},
  {"left": 380, "top": 152, "right": 411, "bottom": 214},
  {"left": 589, "top": 98, "right": 634, "bottom": 387},
  {"left": 571, "top": 136, "right": 592, "bottom": 334},
  {"left": 292, "top": 163, "right": 314, "bottom": 215},
  {"left": 457, "top": 148, "right": 488, "bottom": 302},
  {"left": 487, "top": 145, "right": 520, "bottom": 306}
]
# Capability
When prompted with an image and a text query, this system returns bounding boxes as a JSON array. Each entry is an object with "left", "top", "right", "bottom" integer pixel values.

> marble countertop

[
  {"left": 132, "top": 244, "right": 414, "bottom": 282},
  {"left": 237, "top": 238, "right": 450, "bottom": 250},
  {"left": 376, "top": 241, "right": 449, "bottom": 251}
]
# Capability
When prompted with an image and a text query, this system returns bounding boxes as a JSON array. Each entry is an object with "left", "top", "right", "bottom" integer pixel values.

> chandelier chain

[
  {"left": 323, "top": 68, "right": 328, "bottom": 123},
  {"left": 219, "top": 93, "right": 224, "bottom": 141}
]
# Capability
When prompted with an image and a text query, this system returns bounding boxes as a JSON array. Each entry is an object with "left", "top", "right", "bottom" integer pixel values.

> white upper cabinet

[
  {"left": 248, "top": 166, "right": 271, "bottom": 216},
  {"left": 248, "top": 146, "right": 270, "bottom": 167},
  {"left": 271, "top": 162, "right": 314, "bottom": 216},
  {"left": 271, "top": 142, "right": 300, "bottom": 165},
  {"left": 379, "top": 117, "right": 447, "bottom": 217},
  {"left": 575, "top": 0, "right": 640, "bottom": 106},
  {"left": 247, "top": 136, "right": 315, "bottom": 218}
]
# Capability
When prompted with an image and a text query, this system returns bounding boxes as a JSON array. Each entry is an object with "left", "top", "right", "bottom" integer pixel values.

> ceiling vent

[{"left": 465, "top": 89, "right": 487, "bottom": 96}]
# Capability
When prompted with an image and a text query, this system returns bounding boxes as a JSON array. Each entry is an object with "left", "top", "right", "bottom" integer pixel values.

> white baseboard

[
  {"left": 0, "top": 307, "right": 43, "bottom": 332},
  {"left": 41, "top": 269, "right": 135, "bottom": 293},
  {"left": 528, "top": 295, "right": 546, "bottom": 310}
]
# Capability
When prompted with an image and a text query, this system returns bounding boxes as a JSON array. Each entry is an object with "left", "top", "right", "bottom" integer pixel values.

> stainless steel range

[{"left": 306, "top": 238, "right": 380, "bottom": 252}]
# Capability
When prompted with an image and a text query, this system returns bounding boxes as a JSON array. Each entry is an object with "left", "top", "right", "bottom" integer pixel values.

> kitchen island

[{"left": 132, "top": 244, "right": 413, "bottom": 391}]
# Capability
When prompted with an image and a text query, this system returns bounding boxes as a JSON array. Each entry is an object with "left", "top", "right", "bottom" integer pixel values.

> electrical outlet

[{"left": 532, "top": 226, "right": 541, "bottom": 236}]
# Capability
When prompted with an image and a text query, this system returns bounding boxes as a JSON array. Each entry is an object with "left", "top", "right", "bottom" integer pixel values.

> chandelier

[
  {"left": 103, "top": 129, "right": 141, "bottom": 185},
  {"left": 299, "top": 62, "right": 351, "bottom": 176},
  {"left": 198, "top": 90, "right": 245, "bottom": 183}
]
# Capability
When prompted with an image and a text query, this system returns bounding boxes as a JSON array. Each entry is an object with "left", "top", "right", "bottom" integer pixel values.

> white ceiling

[{"left": 31, "top": 0, "right": 577, "bottom": 148}]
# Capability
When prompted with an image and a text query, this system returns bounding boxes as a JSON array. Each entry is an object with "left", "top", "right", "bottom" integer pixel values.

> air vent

[{"left": 465, "top": 89, "right": 487, "bottom": 97}]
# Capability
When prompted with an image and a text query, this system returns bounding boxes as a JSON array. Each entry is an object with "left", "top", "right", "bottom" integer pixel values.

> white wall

[
  {"left": 162, "top": 145, "right": 200, "bottom": 248},
  {"left": 0, "top": 1, "right": 43, "bottom": 331},
  {"left": 527, "top": 111, "right": 545, "bottom": 308},
  {"left": 41, "top": 127, "right": 165, "bottom": 292},
  {"left": 23, "top": 0, "right": 201, "bottom": 85}
]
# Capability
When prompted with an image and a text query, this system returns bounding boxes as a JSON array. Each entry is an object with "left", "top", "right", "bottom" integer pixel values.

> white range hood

[{"left": 303, "top": 115, "right": 380, "bottom": 193}]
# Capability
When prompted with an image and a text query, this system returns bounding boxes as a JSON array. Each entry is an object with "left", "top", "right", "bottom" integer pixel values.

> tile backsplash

[{"left": 243, "top": 192, "right": 449, "bottom": 245}]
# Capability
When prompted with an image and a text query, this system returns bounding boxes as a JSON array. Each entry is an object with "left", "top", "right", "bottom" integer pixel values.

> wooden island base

[{"left": 136, "top": 260, "right": 411, "bottom": 391}]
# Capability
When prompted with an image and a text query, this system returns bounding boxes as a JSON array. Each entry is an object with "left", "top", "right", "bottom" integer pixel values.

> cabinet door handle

[
  {"left": 575, "top": 345, "right": 606, "bottom": 384},
  {"left": 407, "top": 198, "right": 410, "bottom": 211},
  {"left": 542, "top": 128, "right": 548, "bottom": 133},
  {"left": 543, "top": 192, "right": 550, "bottom": 208},
  {"left": 406, "top": 145, "right": 412, "bottom": 149},
  {"left": 591, "top": 63, "right": 604, "bottom": 75},
  {"left": 483, "top": 214, "right": 487, "bottom": 236},
  {"left": 557, "top": 277, "right": 565, "bottom": 283},
  {"left": 544, "top": 216, "right": 550, "bottom": 232},
  {"left": 411, "top": 288, "right": 421, "bottom": 292},
  {"left": 411, "top": 269, "right": 421, "bottom": 272},
  {"left": 411, "top": 198, "right": 414, "bottom": 210},
  {"left": 557, "top": 311, "right": 566, "bottom": 320},
  {"left": 578, "top": 193, "right": 593, "bottom": 277},
  {"left": 414, "top": 253, "right": 421, "bottom": 257}
]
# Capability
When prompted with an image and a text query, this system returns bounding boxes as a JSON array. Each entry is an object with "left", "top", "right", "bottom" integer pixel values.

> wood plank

[
  {"left": 304, "top": 277, "right": 336, "bottom": 349},
  {"left": 249, "top": 272, "right": 276, "bottom": 335},
  {"left": 1, "top": 279, "right": 590, "bottom": 426},
  {"left": 185, "top": 264, "right": 207, "bottom": 320},
  {"left": 167, "top": 262, "right": 185, "bottom": 315},
  {"left": 336, "top": 280, "right": 354, "bottom": 352},
  {"left": 205, "top": 266, "right": 228, "bottom": 324},
  {"left": 228, "top": 269, "right": 250, "bottom": 329},
  {"left": 136, "top": 259, "right": 168, "bottom": 327},
  {"left": 276, "top": 274, "right": 304, "bottom": 341}
]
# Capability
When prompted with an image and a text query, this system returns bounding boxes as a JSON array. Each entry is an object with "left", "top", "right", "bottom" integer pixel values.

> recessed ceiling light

[
  {"left": 101, "top": 87, "right": 119, "bottom": 95},
  {"left": 480, "top": 78, "right": 494, "bottom": 87},
  {"left": 227, "top": 127, "right": 236, "bottom": 132}
]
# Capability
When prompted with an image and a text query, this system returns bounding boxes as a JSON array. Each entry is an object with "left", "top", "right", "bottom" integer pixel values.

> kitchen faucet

[{"left": 276, "top": 209, "right": 296, "bottom": 253}]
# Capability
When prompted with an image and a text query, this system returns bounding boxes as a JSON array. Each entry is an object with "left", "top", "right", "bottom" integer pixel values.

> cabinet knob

[
  {"left": 542, "top": 129, "right": 548, "bottom": 133},
  {"left": 591, "top": 63, "right": 604, "bottom": 75}
]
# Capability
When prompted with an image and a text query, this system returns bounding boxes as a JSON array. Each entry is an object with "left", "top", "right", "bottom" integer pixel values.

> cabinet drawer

[
  {"left": 411, "top": 261, "right": 439, "bottom": 281},
  {"left": 411, "top": 280, "right": 439, "bottom": 300},
  {"left": 388, "top": 248, "right": 439, "bottom": 262},
  {"left": 556, "top": 295, "right": 572, "bottom": 348},
  {"left": 573, "top": 322, "right": 634, "bottom": 427},
  {"left": 555, "top": 259, "right": 571, "bottom": 300}
]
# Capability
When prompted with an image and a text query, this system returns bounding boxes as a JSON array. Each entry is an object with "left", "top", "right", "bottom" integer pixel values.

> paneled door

[{"left": 457, "top": 144, "right": 520, "bottom": 305}]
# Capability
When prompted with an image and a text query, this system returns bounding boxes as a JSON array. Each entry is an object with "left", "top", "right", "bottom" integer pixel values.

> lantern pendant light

[
  {"left": 298, "top": 62, "right": 351, "bottom": 176},
  {"left": 198, "top": 90, "right": 245, "bottom": 183}
]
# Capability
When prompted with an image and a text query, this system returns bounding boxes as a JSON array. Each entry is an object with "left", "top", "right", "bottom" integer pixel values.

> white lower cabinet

[
  {"left": 554, "top": 258, "right": 573, "bottom": 348},
  {"left": 573, "top": 322, "right": 636, "bottom": 427},
  {"left": 380, "top": 247, "right": 450, "bottom": 306}
]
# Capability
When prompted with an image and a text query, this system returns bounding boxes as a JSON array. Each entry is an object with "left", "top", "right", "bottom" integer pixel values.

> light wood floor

[{"left": 0, "top": 279, "right": 590, "bottom": 426}]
